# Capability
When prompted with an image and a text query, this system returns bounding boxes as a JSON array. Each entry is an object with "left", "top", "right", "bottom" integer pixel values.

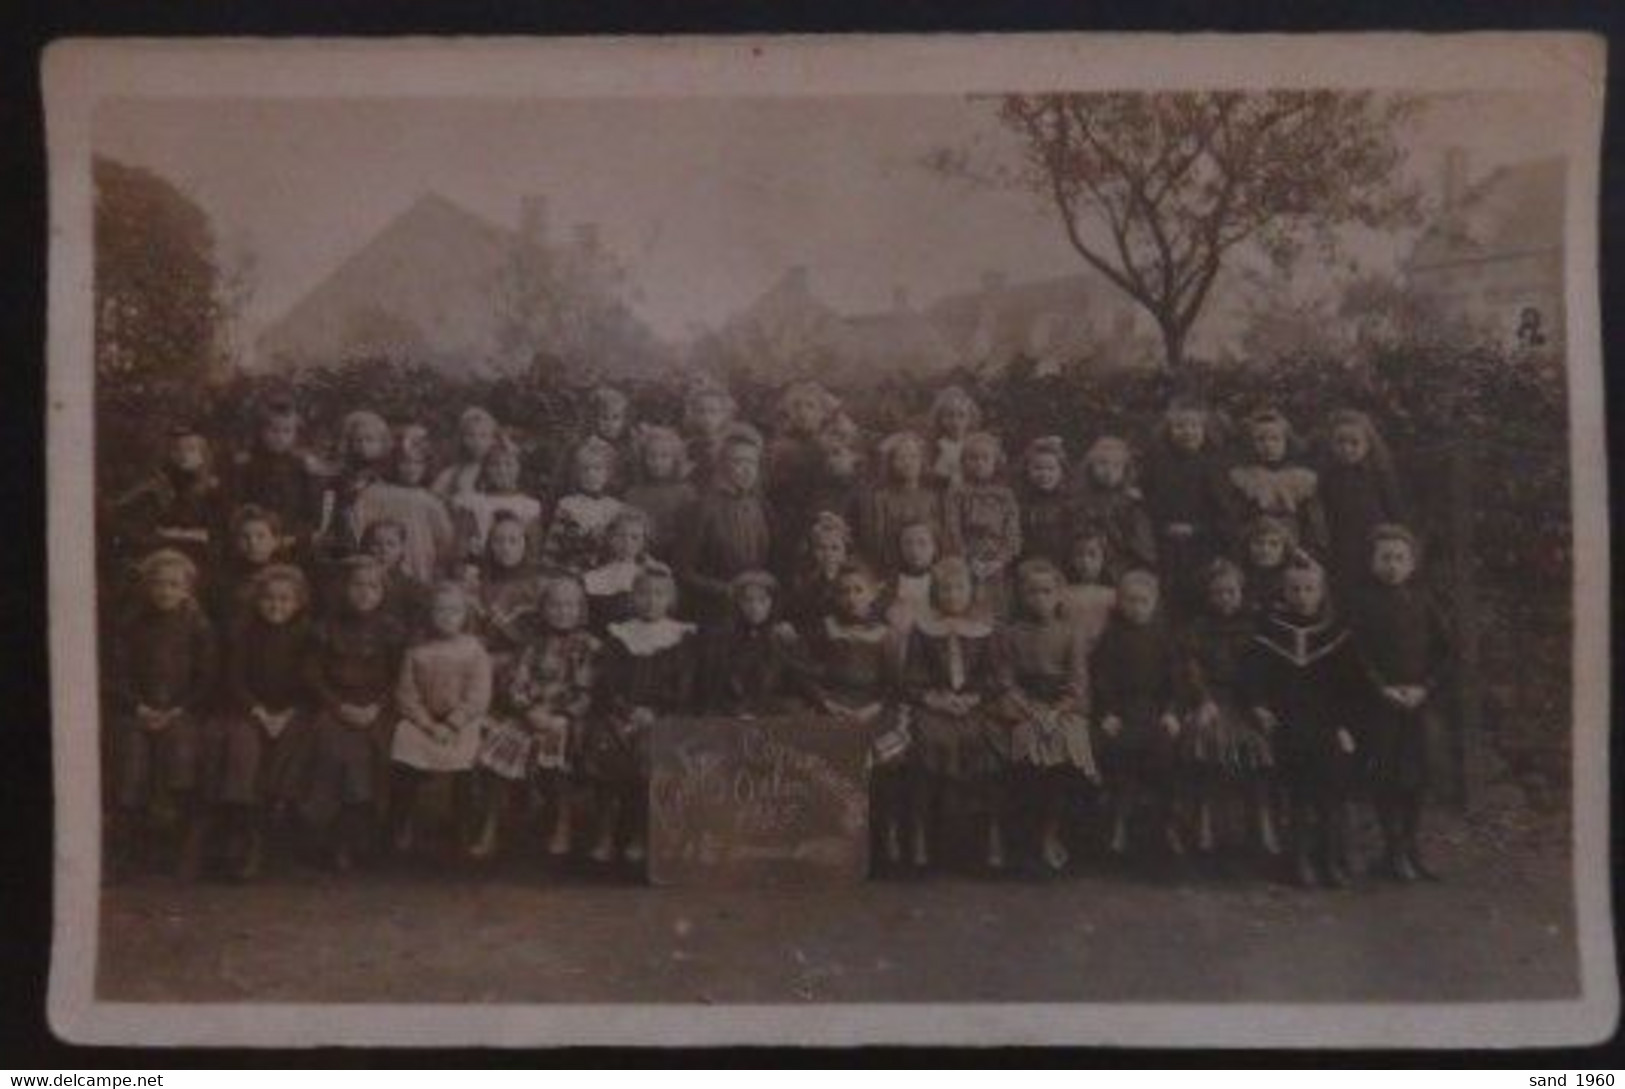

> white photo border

[{"left": 44, "top": 31, "right": 1614, "bottom": 1048}]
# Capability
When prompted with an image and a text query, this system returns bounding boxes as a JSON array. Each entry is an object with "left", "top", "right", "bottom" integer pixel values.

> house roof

[
  {"left": 255, "top": 193, "right": 521, "bottom": 368},
  {"left": 1408, "top": 157, "right": 1565, "bottom": 271},
  {"left": 927, "top": 270, "right": 1135, "bottom": 363}
]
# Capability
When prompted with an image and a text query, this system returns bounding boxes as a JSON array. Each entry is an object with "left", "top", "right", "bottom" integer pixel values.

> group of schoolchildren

[{"left": 103, "top": 376, "right": 1451, "bottom": 890}]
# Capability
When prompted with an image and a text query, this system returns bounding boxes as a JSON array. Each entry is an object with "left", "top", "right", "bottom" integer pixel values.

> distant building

[
  {"left": 1405, "top": 152, "right": 1565, "bottom": 352},
  {"left": 255, "top": 193, "right": 659, "bottom": 376},
  {"left": 926, "top": 270, "right": 1149, "bottom": 374},
  {"left": 709, "top": 264, "right": 1151, "bottom": 386}
]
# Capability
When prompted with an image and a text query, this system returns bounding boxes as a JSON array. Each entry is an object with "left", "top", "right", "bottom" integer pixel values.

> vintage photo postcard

[{"left": 44, "top": 33, "right": 1612, "bottom": 1047}]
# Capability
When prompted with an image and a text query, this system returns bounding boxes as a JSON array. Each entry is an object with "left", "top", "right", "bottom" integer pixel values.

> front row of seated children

[{"left": 108, "top": 520, "right": 1447, "bottom": 890}]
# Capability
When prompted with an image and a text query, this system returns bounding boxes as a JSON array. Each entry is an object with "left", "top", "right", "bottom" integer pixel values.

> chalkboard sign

[{"left": 649, "top": 715, "right": 870, "bottom": 886}]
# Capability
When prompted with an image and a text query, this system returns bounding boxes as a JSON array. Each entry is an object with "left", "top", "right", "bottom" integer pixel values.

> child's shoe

[
  {"left": 622, "top": 835, "right": 646, "bottom": 866},
  {"left": 589, "top": 815, "right": 617, "bottom": 863},
  {"left": 1258, "top": 810, "right": 1282, "bottom": 856},
  {"left": 1106, "top": 815, "right": 1129, "bottom": 856},
  {"left": 392, "top": 817, "right": 416, "bottom": 856},
  {"left": 1407, "top": 845, "right": 1440, "bottom": 882},
  {"left": 235, "top": 829, "right": 263, "bottom": 882},
  {"left": 1164, "top": 822, "right": 1187, "bottom": 857},
  {"left": 1292, "top": 847, "right": 1319, "bottom": 888},
  {"left": 467, "top": 812, "right": 498, "bottom": 861},
  {"left": 547, "top": 814, "right": 573, "bottom": 858},
  {"left": 1041, "top": 827, "right": 1070, "bottom": 872},
  {"left": 883, "top": 821, "right": 903, "bottom": 867},
  {"left": 1195, "top": 805, "right": 1216, "bottom": 854},
  {"left": 986, "top": 823, "right": 1006, "bottom": 872}
]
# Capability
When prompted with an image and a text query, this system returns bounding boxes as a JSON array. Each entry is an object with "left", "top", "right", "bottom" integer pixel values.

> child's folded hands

[
  {"left": 338, "top": 702, "right": 378, "bottom": 727},
  {"left": 1100, "top": 714, "right": 1123, "bottom": 738},
  {"left": 136, "top": 704, "right": 175, "bottom": 731}
]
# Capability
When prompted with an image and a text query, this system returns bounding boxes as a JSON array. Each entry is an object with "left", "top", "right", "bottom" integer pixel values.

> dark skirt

[
  {"left": 911, "top": 703, "right": 1008, "bottom": 780},
  {"left": 114, "top": 711, "right": 200, "bottom": 809},
  {"left": 216, "top": 710, "right": 313, "bottom": 807},
  {"left": 580, "top": 714, "right": 651, "bottom": 784},
  {"left": 304, "top": 708, "right": 389, "bottom": 821},
  {"left": 1273, "top": 722, "right": 1358, "bottom": 800},
  {"left": 1365, "top": 703, "right": 1436, "bottom": 793},
  {"left": 1093, "top": 704, "right": 1179, "bottom": 784}
]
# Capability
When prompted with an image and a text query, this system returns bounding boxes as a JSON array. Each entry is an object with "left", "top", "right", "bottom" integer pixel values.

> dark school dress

[
  {"left": 218, "top": 616, "right": 314, "bottom": 808},
  {"left": 1242, "top": 560, "right": 1286, "bottom": 615},
  {"left": 858, "top": 484, "right": 945, "bottom": 575},
  {"left": 304, "top": 608, "right": 408, "bottom": 817},
  {"left": 230, "top": 446, "right": 323, "bottom": 547},
  {"left": 1017, "top": 483, "right": 1077, "bottom": 568},
  {"left": 1142, "top": 445, "right": 1231, "bottom": 594},
  {"left": 805, "top": 617, "right": 905, "bottom": 762},
  {"left": 1181, "top": 610, "right": 1273, "bottom": 774},
  {"left": 703, "top": 619, "right": 810, "bottom": 717},
  {"left": 903, "top": 614, "right": 1009, "bottom": 779},
  {"left": 784, "top": 568, "right": 844, "bottom": 637},
  {"left": 107, "top": 601, "right": 219, "bottom": 809},
  {"left": 1236, "top": 606, "right": 1369, "bottom": 799},
  {"left": 1319, "top": 461, "right": 1408, "bottom": 591},
  {"left": 478, "top": 567, "right": 544, "bottom": 681},
  {"left": 587, "top": 619, "right": 698, "bottom": 783},
  {"left": 1074, "top": 480, "right": 1158, "bottom": 572},
  {"left": 210, "top": 558, "right": 275, "bottom": 634},
  {"left": 674, "top": 485, "right": 773, "bottom": 622},
  {"left": 1089, "top": 615, "right": 1187, "bottom": 780},
  {"left": 624, "top": 479, "right": 698, "bottom": 561},
  {"left": 109, "top": 467, "right": 228, "bottom": 575},
  {"left": 767, "top": 433, "right": 827, "bottom": 534},
  {"left": 1347, "top": 581, "right": 1452, "bottom": 793}
]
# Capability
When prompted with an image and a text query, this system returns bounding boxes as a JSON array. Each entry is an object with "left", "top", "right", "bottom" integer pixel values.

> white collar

[{"left": 609, "top": 617, "right": 695, "bottom": 656}]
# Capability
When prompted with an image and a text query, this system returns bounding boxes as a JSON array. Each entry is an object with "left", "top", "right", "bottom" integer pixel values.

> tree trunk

[{"left": 1157, "top": 316, "right": 1188, "bottom": 370}]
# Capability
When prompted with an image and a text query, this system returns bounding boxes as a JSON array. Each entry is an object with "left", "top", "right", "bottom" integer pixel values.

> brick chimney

[{"left": 892, "top": 285, "right": 912, "bottom": 312}]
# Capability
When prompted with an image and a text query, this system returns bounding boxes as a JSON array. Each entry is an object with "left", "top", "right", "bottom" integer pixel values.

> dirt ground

[{"left": 96, "top": 808, "right": 1579, "bottom": 1005}]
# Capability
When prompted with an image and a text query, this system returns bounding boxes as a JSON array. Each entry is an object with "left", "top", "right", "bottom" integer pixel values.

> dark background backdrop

[{"left": 3, "top": 0, "right": 1623, "bottom": 1067}]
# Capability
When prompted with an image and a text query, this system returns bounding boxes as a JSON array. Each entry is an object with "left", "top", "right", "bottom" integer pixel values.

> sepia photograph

[{"left": 43, "top": 34, "right": 1612, "bottom": 1047}]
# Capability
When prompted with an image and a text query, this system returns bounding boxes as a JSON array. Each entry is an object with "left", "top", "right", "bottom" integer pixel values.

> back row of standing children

[{"left": 104, "top": 376, "right": 1448, "bottom": 888}]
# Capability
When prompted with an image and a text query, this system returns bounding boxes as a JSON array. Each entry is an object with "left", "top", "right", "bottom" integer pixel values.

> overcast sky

[{"left": 94, "top": 91, "right": 1574, "bottom": 344}]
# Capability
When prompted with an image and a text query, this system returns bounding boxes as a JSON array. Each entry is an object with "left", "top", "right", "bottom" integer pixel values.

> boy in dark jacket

[
  {"left": 1347, "top": 524, "right": 1451, "bottom": 882},
  {"left": 1238, "top": 556, "right": 1368, "bottom": 888}
]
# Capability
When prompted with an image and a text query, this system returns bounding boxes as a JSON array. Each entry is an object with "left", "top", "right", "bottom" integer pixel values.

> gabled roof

[
  {"left": 256, "top": 193, "right": 519, "bottom": 367},
  {"left": 1408, "top": 157, "right": 1565, "bottom": 271}
]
